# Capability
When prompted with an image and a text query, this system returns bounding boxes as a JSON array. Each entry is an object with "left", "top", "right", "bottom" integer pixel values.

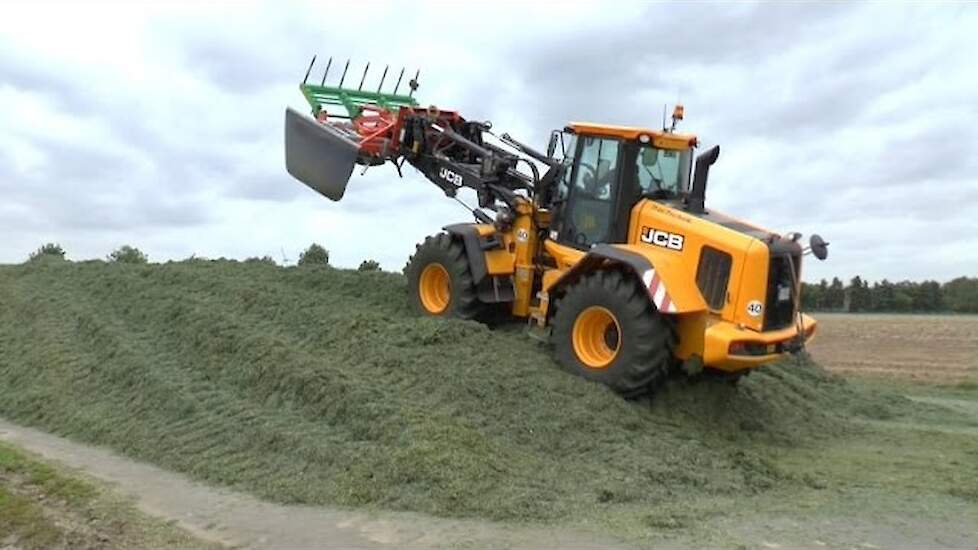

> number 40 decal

[{"left": 746, "top": 300, "right": 764, "bottom": 317}]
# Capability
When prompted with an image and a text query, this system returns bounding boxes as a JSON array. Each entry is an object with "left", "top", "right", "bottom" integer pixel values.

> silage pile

[{"left": 0, "top": 259, "right": 906, "bottom": 523}]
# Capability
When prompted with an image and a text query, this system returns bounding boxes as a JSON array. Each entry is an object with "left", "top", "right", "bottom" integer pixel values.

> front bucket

[{"left": 284, "top": 107, "right": 360, "bottom": 201}]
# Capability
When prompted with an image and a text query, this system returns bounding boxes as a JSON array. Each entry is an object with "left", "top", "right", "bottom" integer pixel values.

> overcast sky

[{"left": 1, "top": 1, "right": 976, "bottom": 282}]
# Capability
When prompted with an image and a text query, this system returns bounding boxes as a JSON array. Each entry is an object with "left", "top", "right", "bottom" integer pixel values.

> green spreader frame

[{"left": 300, "top": 83, "right": 419, "bottom": 120}]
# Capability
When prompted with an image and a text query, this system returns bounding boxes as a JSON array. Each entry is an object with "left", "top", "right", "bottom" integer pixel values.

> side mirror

[
  {"left": 547, "top": 131, "right": 560, "bottom": 158},
  {"left": 809, "top": 234, "right": 829, "bottom": 260}
]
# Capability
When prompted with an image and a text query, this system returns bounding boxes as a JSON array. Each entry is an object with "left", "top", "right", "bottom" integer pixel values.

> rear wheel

[
  {"left": 405, "top": 233, "right": 484, "bottom": 319},
  {"left": 552, "top": 269, "right": 677, "bottom": 397},
  {"left": 418, "top": 263, "right": 451, "bottom": 313}
]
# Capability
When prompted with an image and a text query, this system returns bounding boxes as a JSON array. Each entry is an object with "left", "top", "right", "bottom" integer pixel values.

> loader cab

[{"left": 549, "top": 124, "right": 695, "bottom": 249}]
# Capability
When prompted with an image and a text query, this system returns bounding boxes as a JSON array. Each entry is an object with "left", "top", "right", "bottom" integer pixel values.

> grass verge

[{"left": 0, "top": 440, "right": 212, "bottom": 549}]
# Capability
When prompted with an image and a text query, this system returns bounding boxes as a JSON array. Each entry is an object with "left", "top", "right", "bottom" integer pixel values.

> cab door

[{"left": 551, "top": 135, "right": 627, "bottom": 249}]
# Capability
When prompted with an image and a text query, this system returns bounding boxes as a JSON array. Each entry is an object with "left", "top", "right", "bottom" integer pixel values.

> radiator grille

[
  {"left": 764, "top": 253, "right": 800, "bottom": 330},
  {"left": 696, "top": 246, "right": 732, "bottom": 310}
]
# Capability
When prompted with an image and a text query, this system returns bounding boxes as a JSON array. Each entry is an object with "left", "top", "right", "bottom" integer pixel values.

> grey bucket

[{"left": 284, "top": 107, "right": 360, "bottom": 201}]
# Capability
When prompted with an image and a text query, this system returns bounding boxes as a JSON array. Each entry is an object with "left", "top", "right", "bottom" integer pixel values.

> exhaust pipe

[
  {"left": 687, "top": 145, "right": 720, "bottom": 214},
  {"left": 284, "top": 108, "right": 360, "bottom": 201}
]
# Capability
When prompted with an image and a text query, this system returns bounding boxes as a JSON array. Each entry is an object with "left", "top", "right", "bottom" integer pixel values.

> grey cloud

[
  {"left": 0, "top": 132, "right": 211, "bottom": 235},
  {"left": 0, "top": 2, "right": 975, "bottom": 280},
  {"left": 228, "top": 171, "right": 303, "bottom": 202},
  {"left": 479, "top": 4, "right": 853, "bottom": 132},
  {"left": 0, "top": 48, "right": 91, "bottom": 115}
]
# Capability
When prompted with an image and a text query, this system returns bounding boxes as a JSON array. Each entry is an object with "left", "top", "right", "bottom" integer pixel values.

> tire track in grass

[
  {"left": 74, "top": 263, "right": 411, "bottom": 448},
  {"left": 0, "top": 264, "right": 680, "bottom": 519},
  {"left": 2, "top": 261, "right": 894, "bottom": 531},
  {"left": 0, "top": 264, "right": 373, "bottom": 505},
  {"left": 98, "top": 264, "right": 806, "bottom": 515},
  {"left": 5, "top": 264, "right": 532, "bottom": 512}
]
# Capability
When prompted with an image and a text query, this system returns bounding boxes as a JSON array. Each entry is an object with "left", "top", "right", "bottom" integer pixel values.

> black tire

[
  {"left": 551, "top": 269, "right": 677, "bottom": 397},
  {"left": 404, "top": 233, "right": 484, "bottom": 319}
]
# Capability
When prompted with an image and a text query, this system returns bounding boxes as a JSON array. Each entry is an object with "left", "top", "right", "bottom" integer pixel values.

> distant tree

[
  {"left": 943, "top": 277, "right": 978, "bottom": 313},
  {"left": 801, "top": 282, "right": 820, "bottom": 310},
  {"left": 825, "top": 277, "right": 845, "bottom": 310},
  {"left": 108, "top": 245, "right": 148, "bottom": 264},
  {"left": 848, "top": 276, "right": 872, "bottom": 312},
  {"left": 28, "top": 243, "right": 66, "bottom": 262},
  {"left": 817, "top": 279, "right": 829, "bottom": 309},
  {"left": 245, "top": 255, "right": 277, "bottom": 266},
  {"left": 912, "top": 280, "right": 943, "bottom": 311},
  {"left": 358, "top": 259, "right": 381, "bottom": 272},
  {"left": 181, "top": 254, "right": 209, "bottom": 263},
  {"left": 872, "top": 280, "right": 897, "bottom": 311},
  {"left": 298, "top": 243, "right": 329, "bottom": 266},
  {"left": 891, "top": 288, "right": 913, "bottom": 312}
]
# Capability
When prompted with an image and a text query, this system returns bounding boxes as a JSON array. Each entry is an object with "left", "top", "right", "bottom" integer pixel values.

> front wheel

[
  {"left": 404, "top": 233, "right": 484, "bottom": 319},
  {"left": 551, "top": 269, "right": 677, "bottom": 397}
]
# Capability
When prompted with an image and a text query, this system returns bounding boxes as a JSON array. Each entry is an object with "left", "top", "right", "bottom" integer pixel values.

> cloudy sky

[{"left": 1, "top": 1, "right": 975, "bottom": 282}]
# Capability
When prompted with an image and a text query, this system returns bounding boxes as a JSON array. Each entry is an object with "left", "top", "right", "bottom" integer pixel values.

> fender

[
  {"left": 548, "top": 244, "right": 707, "bottom": 314},
  {"left": 442, "top": 223, "right": 515, "bottom": 303}
]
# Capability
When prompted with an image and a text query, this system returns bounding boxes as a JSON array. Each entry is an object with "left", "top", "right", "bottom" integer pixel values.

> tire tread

[{"left": 551, "top": 268, "right": 677, "bottom": 397}]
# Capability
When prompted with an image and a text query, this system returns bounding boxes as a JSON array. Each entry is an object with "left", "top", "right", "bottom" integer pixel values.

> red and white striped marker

[{"left": 642, "top": 269, "right": 678, "bottom": 313}]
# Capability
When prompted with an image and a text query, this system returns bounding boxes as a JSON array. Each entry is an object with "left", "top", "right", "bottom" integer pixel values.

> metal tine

[
  {"left": 303, "top": 55, "right": 317, "bottom": 84},
  {"left": 409, "top": 69, "right": 420, "bottom": 97},
  {"left": 376, "top": 65, "right": 389, "bottom": 93},
  {"left": 358, "top": 62, "right": 370, "bottom": 91},
  {"left": 338, "top": 59, "right": 350, "bottom": 87},
  {"left": 392, "top": 67, "right": 405, "bottom": 95},
  {"left": 320, "top": 56, "right": 333, "bottom": 86}
]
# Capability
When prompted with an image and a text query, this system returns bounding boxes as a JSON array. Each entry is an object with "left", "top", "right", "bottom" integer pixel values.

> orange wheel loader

[{"left": 284, "top": 57, "right": 829, "bottom": 396}]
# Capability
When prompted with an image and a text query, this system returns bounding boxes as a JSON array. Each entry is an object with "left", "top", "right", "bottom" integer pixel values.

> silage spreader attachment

[
  {"left": 284, "top": 56, "right": 561, "bottom": 212},
  {"left": 285, "top": 56, "right": 421, "bottom": 201}
]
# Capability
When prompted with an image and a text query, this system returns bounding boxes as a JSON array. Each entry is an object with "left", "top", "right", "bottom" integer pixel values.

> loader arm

[{"left": 284, "top": 57, "right": 561, "bottom": 215}]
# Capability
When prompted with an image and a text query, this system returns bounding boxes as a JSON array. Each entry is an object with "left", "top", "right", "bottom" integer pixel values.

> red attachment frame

[
  {"left": 352, "top": 105, "right": 399, "bottom": 157},
  {"left": 322, "top": 104, "right": 467, "bottom": 162}
]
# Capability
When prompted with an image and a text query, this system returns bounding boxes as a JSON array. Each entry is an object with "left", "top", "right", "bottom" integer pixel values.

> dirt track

[
  {"left": 4, "top": 414, "right": 977, "bottom": 550},
  {"left": 0, "top": 418, "right": 625, "bottom": 550}
]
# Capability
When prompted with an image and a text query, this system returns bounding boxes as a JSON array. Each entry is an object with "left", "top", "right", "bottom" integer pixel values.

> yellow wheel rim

[
  {"left": 572, "top": 306, "right": 621, "bottom": 369},
  {"left": 418, "top": 263, "right": 451, "bottom": 314}
]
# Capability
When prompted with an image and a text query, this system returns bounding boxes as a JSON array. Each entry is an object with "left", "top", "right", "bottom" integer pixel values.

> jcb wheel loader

[{"left": 284, "top": 58, "right": 829, "bottom": 396}]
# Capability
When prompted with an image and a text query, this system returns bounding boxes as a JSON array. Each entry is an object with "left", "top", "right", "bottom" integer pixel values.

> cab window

[
  {"left": 634, "top": 145, "right": 691, "bottom": 195},
  {"left": 554, "top": 134, "right": 578, "bottom": 202},
  {"left": 557, "top": 136, "right": 622, "bottom": 248}
]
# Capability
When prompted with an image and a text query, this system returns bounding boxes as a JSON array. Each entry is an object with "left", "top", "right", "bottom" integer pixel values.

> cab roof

[{"left": 568, "top": 122, "right": 697, "bottom": 150}]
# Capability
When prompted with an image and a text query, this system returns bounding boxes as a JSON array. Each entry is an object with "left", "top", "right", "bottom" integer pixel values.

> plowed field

[{"left": 807, "top": 313, "right": 978, "bottom": 383}]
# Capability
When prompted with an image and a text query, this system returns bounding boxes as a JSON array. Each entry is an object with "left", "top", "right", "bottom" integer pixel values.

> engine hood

[{"left": 626, "top": 198, "right": 801, "bottom": 331}]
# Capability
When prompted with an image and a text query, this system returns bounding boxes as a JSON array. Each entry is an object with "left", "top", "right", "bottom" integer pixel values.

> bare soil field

[{"left": 807, "top": 313, "right": 978, "bottom": 383}]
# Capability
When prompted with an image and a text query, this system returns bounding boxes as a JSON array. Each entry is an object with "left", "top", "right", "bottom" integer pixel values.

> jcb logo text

[
  {"left": 640, "top": 227, "right": 684, "bottom": 251},
  {"left": 439, "top": 167, "right": 463, "bottom": 186}
]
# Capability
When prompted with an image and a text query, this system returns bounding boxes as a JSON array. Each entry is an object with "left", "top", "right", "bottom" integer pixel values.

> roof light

[
  {"left": 670, "top": 104, "right": 684, "bottom": 132},
  {"left": 672, "top": 104, "right": 684, "bottom": 122},
  {"left": 639, "top": 134, "right": 650, "bottom": 144}
]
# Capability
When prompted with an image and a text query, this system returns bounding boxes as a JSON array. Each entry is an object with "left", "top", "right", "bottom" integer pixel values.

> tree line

[
  {"left": 801, "top": 276, "right": 978, "bottom": 313},
  {"left": 22, "top": 243, "right": 978, "bottom": 313},
  {"left": 26, "top": 242, "right": 384, "bottom": 271}
]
